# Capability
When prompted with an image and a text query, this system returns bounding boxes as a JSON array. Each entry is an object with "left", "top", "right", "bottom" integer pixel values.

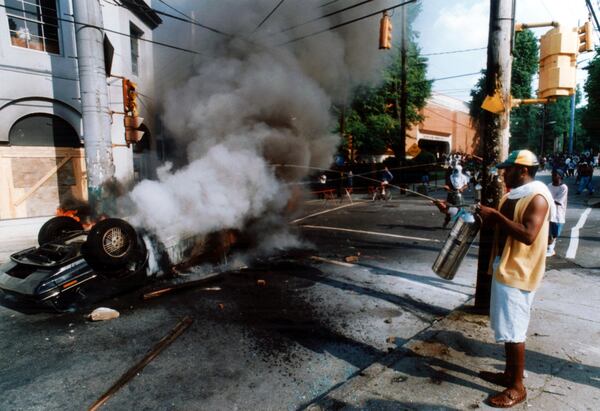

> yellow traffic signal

[
  {"left": 124, "top": 115, "right": 145, "bottom": 145},
  {"left": 379, "top": 12, "right": 392, "bottom": 50},
  {"left": 122, "top": 78, "right": 138, "bottom": 116},
  {"left": 538, "top": 26, "right": 578, "bottom": 98},
  {"left": 578, "top": 21, "right": 594, "bottom": 53}
]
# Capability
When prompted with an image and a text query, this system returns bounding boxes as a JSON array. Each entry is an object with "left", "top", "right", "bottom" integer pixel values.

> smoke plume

[{"left": 129, "top": 0, "right": 395, "bottom": 253}]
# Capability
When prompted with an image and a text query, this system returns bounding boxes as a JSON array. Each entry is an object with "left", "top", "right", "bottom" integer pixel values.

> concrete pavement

[
  {"left": 305, "top": 263, "right": 600, "bottom": 410},
  {"left": 0, "top": 216, "right": 49, "bottom": 264}
]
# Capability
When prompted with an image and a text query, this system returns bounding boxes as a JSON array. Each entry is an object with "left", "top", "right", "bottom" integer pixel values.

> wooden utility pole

[{"left": 474, "top": 0, "right": 515, "bottom": 309}]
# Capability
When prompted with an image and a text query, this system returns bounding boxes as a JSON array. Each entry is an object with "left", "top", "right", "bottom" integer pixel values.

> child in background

[{"left": 547, "top": 169, "right": 568, "bottom": 257}]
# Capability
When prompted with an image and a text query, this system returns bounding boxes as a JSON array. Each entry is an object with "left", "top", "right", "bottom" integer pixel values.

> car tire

[
  {"left": 83, "top": 218, "right": 138, "bottom": 268},
  {"left": 38, "top": 216, "right": 83, "bottom": 245}
]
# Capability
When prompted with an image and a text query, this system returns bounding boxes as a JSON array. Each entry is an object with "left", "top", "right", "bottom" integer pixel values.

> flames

[{"left": 56, "top": 207, "right": 94, "bottom": 230}]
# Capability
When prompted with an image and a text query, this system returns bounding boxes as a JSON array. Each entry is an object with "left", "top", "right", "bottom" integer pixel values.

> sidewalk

[
  {"left": 306, "top": 262, "right": 600, "bottom": 410},
  {"left": 0, "top": 216, "right": 49, "bottom": 264}
]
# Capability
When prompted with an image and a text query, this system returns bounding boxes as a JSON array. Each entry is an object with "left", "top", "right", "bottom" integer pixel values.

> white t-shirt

[{"left": 547, "top": 183, "right": 568, "bottom": 223}]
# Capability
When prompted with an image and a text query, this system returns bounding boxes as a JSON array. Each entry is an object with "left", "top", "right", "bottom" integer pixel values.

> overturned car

[{"left": 0, "top": 217, "right": 149, "bottom": 313}]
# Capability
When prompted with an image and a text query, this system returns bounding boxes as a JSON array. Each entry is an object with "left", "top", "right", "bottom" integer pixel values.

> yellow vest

[{"left": 491, "top": 188, "right": 551, "bottom": 291}]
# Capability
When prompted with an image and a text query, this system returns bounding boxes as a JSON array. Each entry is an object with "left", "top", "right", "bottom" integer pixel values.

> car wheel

[
  {"left": 38, "top": 216, "right": 83, "bottom": 245},
  {"left": 83, "top": 218, "right": 138, "bottom": 268}
]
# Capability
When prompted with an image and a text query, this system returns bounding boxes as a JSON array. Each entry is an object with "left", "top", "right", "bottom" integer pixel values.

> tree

[
  {"left": 581, "top": 48, "right": 600, "bottom": 150},
  {"left": 340, "top": 2, "right": 431, "bottom": 161},
  {"left": 509, "top": 30, "right": 542, "bottom": 151},
  {"left": 469, "top": 30, "right": 543, "bottom": 154}
]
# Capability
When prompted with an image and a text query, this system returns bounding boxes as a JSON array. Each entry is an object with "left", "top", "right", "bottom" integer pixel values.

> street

[{"left": 0, "top": 171, "right": 598, "bottom": 410}]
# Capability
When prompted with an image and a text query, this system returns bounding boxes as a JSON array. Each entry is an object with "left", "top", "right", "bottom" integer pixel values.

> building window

[
  {"left": 6, "top": 0, "right": 60, "bottom": 54},
  {"left": 9, "top": 114, "right": 81, "bottom": 147},
  {"left": 130, "top": 23, "right": 143, "bottom": 76}
]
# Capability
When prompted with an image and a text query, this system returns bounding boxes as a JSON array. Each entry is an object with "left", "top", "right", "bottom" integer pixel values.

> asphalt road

[{"left": 0, "top": 171, "right": 597, "bottom": 411}]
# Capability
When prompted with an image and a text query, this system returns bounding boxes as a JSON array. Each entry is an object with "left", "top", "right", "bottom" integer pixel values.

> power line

[
  {"left": 0, "top": 3, "right": 204, "bottom": 55},
  {"left": 279, "top": 0, "right": 417, "bottom": 46},
  {"left": 320, "top": 0, "right": 345, "bottom": 8},
  {"left": 279, "top": 0, "right": 376, "bottom": 34},
  {"left": 420, "top": 46, "right": 487, "bottom": 56},
  {"left": 428, "top": 72, "right": 482, "bottom": 82},
  {"left": 254, "top": 0, "right": 287, "bottom": 32},
  {"left": 119, "top": 0, "right": 232, "bottom": 37}
]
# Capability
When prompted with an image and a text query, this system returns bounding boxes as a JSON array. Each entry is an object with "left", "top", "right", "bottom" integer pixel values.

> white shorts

[{"left": 490, "top": 276, "right": 536, "bottom": 343}]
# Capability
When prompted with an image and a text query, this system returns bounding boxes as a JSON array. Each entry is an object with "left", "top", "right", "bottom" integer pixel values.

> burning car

[{"left": 0, "top": 216, "right": 149, "bottom": 313}]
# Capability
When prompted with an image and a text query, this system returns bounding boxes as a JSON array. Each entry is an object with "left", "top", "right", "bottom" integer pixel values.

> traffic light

[
  {"left": 122, "top": 78, "right": 138, "bottom": 115},
  {"left": 538, "top": 26, "right": 578, "bottom": 98},
  {"left": 122, "top": 78, "right": 144, "bottom": 145},
  {"left": 379, "top": 12, "right": 392, "bottom": 50},
  {"left": 578, "top": 21, "right": 594, "bottom": 53},
  {"left": 124, "top": 115, "right": 145, "bottom": 145}
]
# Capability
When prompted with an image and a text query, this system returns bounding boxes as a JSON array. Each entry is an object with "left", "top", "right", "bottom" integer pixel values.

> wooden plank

[
  {"left": 13, "top": 156, "right": 72, "bottom": 207},
  {"left": 72, "top": 155, "right": 88, "bottom": 200},
  {"left": 0, "top": 157, "right": 16, "bottom": 218},
  {"left": 0, "top": 147, "right": 85, "bottom": 158}
]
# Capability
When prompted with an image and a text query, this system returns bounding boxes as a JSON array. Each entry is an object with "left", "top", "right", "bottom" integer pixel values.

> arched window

[{"left": 9, "top": 114, "right": 81, "bottom": 147}]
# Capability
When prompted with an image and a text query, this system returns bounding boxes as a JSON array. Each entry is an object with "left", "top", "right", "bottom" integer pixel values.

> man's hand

[
  {"left": 476, "top": 204, "right": 498, "bottom": 224},
  {"left": 432, "top": 200, "right": 449, "bottom": 214}
]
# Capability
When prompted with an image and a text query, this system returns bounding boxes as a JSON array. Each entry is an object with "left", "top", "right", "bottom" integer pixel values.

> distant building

[
  {"left": 407, "top": 94, "right": 476, "bottom": 158},
  {"left": 0, "top": 0, "right": 161, "bottom": 219}
]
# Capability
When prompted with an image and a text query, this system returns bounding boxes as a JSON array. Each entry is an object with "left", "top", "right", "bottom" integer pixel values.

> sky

[{"left": 414, "top": 0, "right": 594, "bottom": 102}]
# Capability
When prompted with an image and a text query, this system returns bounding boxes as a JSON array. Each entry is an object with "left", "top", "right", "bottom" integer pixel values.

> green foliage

[
  {"left": 511, "top": 30, "right": 539, "bottom": 99},
  {"left": 581, "top": 49, "right": 600, "bottom": 149},
  {"left": 337, "top": 2, "right": 431, "bottom": 159},
  {"left": 340, "top": 44, "right": 431, "bottom": 158}
]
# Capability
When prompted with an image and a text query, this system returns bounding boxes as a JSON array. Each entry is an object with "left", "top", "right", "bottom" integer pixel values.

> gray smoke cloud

[{"left": 129, "top": 0, "right": 396, "bottom": 252}]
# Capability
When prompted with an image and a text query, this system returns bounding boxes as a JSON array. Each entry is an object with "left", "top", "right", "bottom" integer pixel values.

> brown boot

[{"left": 488, "top": 343, "right": 527, "bottom": 408}]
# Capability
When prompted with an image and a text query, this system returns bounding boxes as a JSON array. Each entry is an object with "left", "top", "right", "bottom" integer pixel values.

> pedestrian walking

[
  {"left": 476, "top": 149, "right": 554, "bottom": 408},
  {"left": 576, "top": 161, "right": 595, "bottom": 195},
  {"left": 546, "top": 169, "right": 568, "bottom": 257},
  {"left": 381, "top": 166, "right": 393, "bottom": 183}
]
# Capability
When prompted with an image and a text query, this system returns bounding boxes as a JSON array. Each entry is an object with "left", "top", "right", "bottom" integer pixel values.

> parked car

[{"left": 0, "top": 217, "right": 149, "bottom": 313}]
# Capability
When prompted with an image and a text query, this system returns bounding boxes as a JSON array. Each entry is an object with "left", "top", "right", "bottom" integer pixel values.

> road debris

[
  {"left": 344, "top": 255, "right": 359, "bottom": 263},
  {"left": 88, "top": 316, "right": 193, "bottom": 411},
  {"left": 87, "top": 307, "right": 120, "bottom": 322},
  {"left": 257, "top": 279, "right": 266, "bottom": 286},
  {"left": 142, "top": 274, "right": 222, "bottom": 300},
  {"left": 218, "top": 303, "right": 225, "bottom": 310}
]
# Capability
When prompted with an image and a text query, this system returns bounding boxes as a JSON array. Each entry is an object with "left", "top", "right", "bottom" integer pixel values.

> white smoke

[{"left": 129, "top": 0, "right": 397, "bottom": 251}]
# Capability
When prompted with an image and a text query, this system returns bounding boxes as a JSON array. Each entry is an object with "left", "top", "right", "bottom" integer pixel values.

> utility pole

[
  {"left": 474, "top": 0, "right": 515, "bottom": 310},
  {"left": 399, "top": 4, "right": 408, "bottom": 164},
  {"left": 73, "top": 0, "right": 115, "bottom": 215},
  {"left": 568, "top": 93, "right": 576, "bottom": 154}
]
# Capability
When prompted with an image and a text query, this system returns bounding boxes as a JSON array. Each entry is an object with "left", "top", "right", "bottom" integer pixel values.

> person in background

[
  {"left": 442, "top": 164, "right": 469, "bottom": 228},
  {"left": 546, "top": 169, "right": 568, "bottom": 257},
  {"left": 576, "top": 161, "right": 594, "bottom": 195},
  {"left": 476, "top": 149, "right": 553, "bottom": 408},
  {"left": 382, "top": 166, "right": 394, "bottom": 183}
]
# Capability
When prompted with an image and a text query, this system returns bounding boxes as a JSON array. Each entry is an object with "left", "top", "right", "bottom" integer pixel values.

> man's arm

[{"left": 478, "top": 194, "right": 549, "bottom": 245}]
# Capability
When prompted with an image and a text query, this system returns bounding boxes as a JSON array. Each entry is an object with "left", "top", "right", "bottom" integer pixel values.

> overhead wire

[
  {"left": 118, "top": 0, "right": 232, "bottom": 37},
  {"left": 278, "top": 0, "right": 417, "bottom": 46},
  {"left": 420, "top": 46, "right": 487, "bottom": 56},
  {"left": 277, "top": 0, "right": 376, "bottom": 34},
  {"left": 253, "top": 0, "right": 287, "bottom": 32},
  {"left": 319, "top": 0, "right": 346, "bottom": 8}
]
